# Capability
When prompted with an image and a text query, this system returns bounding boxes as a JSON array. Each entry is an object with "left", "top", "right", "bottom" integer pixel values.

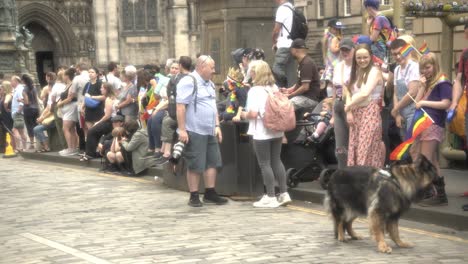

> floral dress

[{"left": 347, "top": 83, "right": 386, "bottom": 168}]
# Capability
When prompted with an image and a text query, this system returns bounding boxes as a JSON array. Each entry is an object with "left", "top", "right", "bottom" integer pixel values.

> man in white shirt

[
  {"left": 272, "top": 0, "right": 295, "bottom": 87},
  {"left": 105, "top": 62, "right": 122, "bottom": 94}
]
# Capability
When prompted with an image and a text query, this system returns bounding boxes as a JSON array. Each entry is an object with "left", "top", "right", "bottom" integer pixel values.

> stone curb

[{"left": 289, "top": 187, "right": 468, "bottom": 231}]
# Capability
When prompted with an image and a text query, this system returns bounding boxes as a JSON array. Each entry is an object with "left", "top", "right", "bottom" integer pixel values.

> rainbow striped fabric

[
  {"left": 390, "top": 109, "right": 433, "bottom": 160},
  {"left": 399, "top": 43, "right": 415, "bottom": 58},
  {"left": 418, "top": 42, "right": 430, "bottom": 55}
]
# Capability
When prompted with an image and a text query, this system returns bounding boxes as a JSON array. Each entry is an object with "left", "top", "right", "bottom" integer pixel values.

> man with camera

[{"left": 176, "top": 55, "right": 228, "bottom": 207}]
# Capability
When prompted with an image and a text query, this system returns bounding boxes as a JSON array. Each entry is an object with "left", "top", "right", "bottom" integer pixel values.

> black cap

[
  {"left": 328, "top": 19, "right": 344, "bottom": 29},
  {"left": 290, "top": 39, "right": 308, "bottom": 49},
  {"left": 111, "top": 115, "right": 124, "bottom": 122},
  {"left": 339, "top": 38, "right": 355, "bottom": 50}
]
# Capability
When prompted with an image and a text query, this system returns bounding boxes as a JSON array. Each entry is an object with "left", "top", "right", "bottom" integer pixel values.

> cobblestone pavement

[{"left": 1, "top": 159, "right": 467, "bottom": 264}]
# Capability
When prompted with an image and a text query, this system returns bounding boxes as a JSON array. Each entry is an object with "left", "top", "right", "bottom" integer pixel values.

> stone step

[{"left": 19, "top": 151, "right": 164, "bottom": 176}]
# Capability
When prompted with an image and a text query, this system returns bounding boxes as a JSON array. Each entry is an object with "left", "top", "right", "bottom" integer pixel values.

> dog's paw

[
  {"left": 377, "top": 243, "right": 392, "bottom": 254},
  {"left": 397, "top": 241, "right": 413, "bottom": 248}
]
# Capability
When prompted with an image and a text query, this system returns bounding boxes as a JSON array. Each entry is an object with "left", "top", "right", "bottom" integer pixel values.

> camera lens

[{"left": 172, "top": 141, "right": 185, "bottom": 160}]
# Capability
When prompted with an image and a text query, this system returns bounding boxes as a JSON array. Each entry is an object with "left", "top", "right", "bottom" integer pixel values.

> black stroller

[{"left": 281, "top": 112, "right": 337, "bottom": 188}]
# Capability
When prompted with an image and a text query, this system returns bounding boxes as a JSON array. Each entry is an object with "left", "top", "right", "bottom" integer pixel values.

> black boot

[{"left": 419, "top": 177, "right": 448, "bottom": 207}]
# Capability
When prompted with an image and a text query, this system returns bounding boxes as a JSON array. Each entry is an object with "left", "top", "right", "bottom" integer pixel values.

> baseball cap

[
  {"left": 328, "top": 19, "right": 344, "bottom": 29},
  {"left": 111, "top": 115, "right": 124, "bottom": 122},
  {"left": 353, "top": 35, "right": 373, "bottom": 45},
  {"left": 339, "top": 38, "right": 355, "bottom": 50},
  {"left": 290, "top": 39, "right": 308, "bottom": 49}
]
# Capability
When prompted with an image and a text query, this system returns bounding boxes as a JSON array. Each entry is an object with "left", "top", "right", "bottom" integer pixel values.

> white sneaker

[
  {"left": 278, "top": 192, "right": 292, "bottom": 206},
  {"left": 58, "top": 149, "right": 68, "bottom": 155},
  {"left": 253, "top": 195, "right": 280, "bottom": 208},
  {"left": 60, "top": 149, "right": 77, "bottom": 156}
]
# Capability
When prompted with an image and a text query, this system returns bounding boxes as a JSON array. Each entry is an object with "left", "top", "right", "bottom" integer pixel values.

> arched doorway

[
  {"left": 26, "top": 22, "right": 56, "bottom": 86},
  {"left": 18, "top": 2, "right": 81, "bottom": 82}
]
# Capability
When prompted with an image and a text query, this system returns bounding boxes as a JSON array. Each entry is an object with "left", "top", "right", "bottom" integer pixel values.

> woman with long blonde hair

[
  {"left": 240, "top": 60, "right": 291, "bottom": 208},
  {"left": 412, "top": 53, "right": 452, "bottom": 206}
]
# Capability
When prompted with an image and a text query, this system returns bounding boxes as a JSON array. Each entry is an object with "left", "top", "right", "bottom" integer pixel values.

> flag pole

[
  {"left": 406, "top": 92, "right": 435, "bottom": 123},
  {"left": 410, "top": 44, "right": 422, "bottom": 57}
]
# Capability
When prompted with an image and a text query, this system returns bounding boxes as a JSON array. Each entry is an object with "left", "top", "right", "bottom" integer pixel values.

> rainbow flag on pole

[
  {"left": 399, "top": 43, "right": 415, "bottom": 58},
  {"left": 418, "top": 42, "right": 430, "bottom": 55},
  {"left": 390, "top": 109, "right": 434, "bottom": 160}
]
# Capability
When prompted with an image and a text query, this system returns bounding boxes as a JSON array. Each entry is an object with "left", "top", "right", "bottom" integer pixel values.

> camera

[{"left": 172, "top": 141, "right": 186, "bottom": 160}]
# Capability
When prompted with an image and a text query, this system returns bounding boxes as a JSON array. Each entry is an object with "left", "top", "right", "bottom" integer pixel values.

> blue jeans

[
  {"left": 33, "top": 122, "right": 55, "bottom": 143},
  {"left": 272, "top": 47, "right": 293, "bottom": 87},
  {"left": 147, "top": 110, "right": 165, "bottom": 150}
]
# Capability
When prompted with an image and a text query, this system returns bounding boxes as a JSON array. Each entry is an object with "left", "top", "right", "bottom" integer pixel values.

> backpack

[
  {"left": 282, "top": 5, "right": 308, "bottom": 40},
  {"left": 461, "top": 48, "right": 468, "bottom": 86},
  {"left": 376, "top": 15, "right": 398, "bottom": 47},
  {"left": 262, "top": 87, "right": 296, "bottom": 132},
  {"left": 167, "top": 74, "right": 198, "bottom": 120}
]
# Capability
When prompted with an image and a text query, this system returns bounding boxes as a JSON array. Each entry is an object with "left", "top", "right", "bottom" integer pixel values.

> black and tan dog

[{"left": 321, "top": 155, "right": 437, "bottom": 253}]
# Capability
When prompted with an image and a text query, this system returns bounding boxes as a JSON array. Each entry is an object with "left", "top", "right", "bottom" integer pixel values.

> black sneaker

[
  {"left": 154, "top": 156, "right": 170, "bottom": 166},
  {"left": 418, "top": 195, "right": 448, "bottom": 207},
  {"left": 188, "top": 196, "right": 203, "bottom": 207},
  {"left": 203, "top": 192, "right": 228, "bottom": 205}
]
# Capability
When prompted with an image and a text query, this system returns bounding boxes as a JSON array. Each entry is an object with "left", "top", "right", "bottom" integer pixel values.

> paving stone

[{"left": 1, "top": 159, "right": 467, "bottom": 264}]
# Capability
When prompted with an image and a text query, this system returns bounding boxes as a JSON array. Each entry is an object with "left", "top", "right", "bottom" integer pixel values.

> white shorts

[{"left": 62, "top": 102, "right": 78, "bottom": 122}]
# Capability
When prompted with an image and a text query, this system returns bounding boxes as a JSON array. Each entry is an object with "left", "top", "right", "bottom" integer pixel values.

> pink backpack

[{"left": 263, "top": 86, "right": 296, "bottom": 132}]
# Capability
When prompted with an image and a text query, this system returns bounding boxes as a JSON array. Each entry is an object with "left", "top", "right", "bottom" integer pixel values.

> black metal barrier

[{"left": 162, "top": 122, "right": 265, "bottom": 196}]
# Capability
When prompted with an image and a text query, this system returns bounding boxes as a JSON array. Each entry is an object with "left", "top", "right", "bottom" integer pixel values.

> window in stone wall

[
  {"left": 318, "top": 0, "right": 324, "bottom": 18},
  {"left": 122, "top": 0, "right": 159, "bottom": 34},
  {"left": 381, "top": 0, "right": 390, "bottom": 5},
  {"left": 344, "top": 0, "right": 351, "bottom": 16}
]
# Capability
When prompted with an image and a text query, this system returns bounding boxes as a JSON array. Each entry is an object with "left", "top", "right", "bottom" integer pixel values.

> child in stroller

[
  {"left": 303, "top": 98, "right": 333, "bottom": 143},
  {"left": 282, "top": 100, "right": 337, "bottom": 188}
]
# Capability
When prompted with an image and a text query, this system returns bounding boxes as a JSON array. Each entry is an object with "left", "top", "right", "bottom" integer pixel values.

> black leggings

[
  {"left": 24, "top": 107, "right": 39, "bottom": 138},
  {"left": 85, "top": 120, "right": 112, "bottom": 157}
]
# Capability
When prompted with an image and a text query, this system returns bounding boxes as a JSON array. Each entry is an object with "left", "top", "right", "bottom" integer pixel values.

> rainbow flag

[
  {"left": 399, "top": 43, "right": 415, "bottom": 58},
  {"left": 390, "top": 109, "right": 433, "bottom": 160},
  {"left": 418, "top": 42, "right": 430, "bottom": 55}
]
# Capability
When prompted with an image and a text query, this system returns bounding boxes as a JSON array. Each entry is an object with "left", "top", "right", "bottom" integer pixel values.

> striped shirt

[{"left": 176, "top": 71, "right": 217, "bottom": 136}]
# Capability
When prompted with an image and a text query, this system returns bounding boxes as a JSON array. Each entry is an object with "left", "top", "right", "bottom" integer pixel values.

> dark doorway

[{"left": 35, "top": 51, "right": 54, "bottom": 87}]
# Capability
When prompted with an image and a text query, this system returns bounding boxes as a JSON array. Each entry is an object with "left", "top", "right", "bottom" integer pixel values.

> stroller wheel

[{"left": 286, "top": 168, "right": 300, "bottom": 188}]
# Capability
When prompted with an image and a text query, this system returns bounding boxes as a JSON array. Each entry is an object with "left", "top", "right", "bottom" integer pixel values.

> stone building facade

[{"left": 16, "top": 0, "right": 200, "bottom": 84}]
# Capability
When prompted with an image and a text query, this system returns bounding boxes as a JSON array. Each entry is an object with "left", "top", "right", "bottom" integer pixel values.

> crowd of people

[
  {"left": 1, "top": 0, "right": 467, "bottom": 209},
  {"left": 266, "top": 0, "right": 468, "bottom": 209}
]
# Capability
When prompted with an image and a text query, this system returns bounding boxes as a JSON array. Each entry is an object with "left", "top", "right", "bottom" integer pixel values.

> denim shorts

[{"left": 184, "top": 131, "right": 222, "bottom": 173}]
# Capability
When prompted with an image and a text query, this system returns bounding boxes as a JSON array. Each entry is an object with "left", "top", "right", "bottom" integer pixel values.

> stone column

[
  {"left": 93, "top": 0, "right": 120, "bottom": 67},
  {"left": 169, "top": 0, "right": 190, "bottom": 58},
  {"left": 0, "top": 0, "right": 18, "bottom": 75}
]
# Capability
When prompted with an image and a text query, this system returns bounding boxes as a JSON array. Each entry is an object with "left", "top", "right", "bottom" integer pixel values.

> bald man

[{"left": 176, "top": 55, "right": 228, "bottom": 207}]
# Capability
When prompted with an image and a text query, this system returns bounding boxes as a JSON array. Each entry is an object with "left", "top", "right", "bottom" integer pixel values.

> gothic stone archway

[{"left": 17, "top": 2, "right": 81, "bottom": 68}]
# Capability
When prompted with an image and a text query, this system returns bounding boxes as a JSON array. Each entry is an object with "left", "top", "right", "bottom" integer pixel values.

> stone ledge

[{"left": 19, "top": 151, "right": 164, "bottom": 177}]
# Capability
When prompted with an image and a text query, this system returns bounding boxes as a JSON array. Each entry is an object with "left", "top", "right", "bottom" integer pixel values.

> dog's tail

[{"left": 319, "top": 169, "right": 334, "bottom": 190}]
